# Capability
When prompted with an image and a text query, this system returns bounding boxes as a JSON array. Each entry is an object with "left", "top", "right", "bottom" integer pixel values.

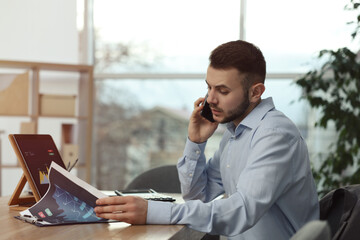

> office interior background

[{"left": 0, "top": 0, "right": 357, "bottom": 196}]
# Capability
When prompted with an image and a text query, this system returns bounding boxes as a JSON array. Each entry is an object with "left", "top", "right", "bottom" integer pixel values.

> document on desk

[{"left": 15, "top": 162, "right": 110, "bottom": 226}]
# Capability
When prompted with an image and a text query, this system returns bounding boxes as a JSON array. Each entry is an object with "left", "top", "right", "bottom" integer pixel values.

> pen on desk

[
  {"left": 114, "top": 190, "right": 122, "bottom": 196},
  {"left": 68, "top": 158, "right": 78, "bottom": 172}
]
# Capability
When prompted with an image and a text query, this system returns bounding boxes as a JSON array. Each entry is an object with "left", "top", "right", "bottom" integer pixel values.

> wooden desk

[{"left": 0, "top": 196, "right": 207, "bottom": 240}]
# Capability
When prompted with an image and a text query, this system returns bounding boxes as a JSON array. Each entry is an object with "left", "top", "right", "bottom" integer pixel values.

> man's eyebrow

[{"left": 205, "top": 79, "right": 231, "bottom": 90}]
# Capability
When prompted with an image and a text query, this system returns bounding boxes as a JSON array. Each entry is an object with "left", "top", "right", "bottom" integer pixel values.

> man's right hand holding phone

[{"left": 188, "top": 96, "right": 219, "bottom": 144}]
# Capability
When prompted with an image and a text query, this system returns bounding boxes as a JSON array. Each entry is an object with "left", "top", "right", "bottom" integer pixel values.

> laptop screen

[{"left": 12, "top": 134, "right": 66, "bottom": 197}]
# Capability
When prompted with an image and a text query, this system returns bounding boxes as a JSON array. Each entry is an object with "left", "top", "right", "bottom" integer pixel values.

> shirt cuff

[
  {"left": 183, "top": 137, "right": 207, "bottom": 160},
  {"left": 146, "top": 200, "right": 173, "bottom": 224}
]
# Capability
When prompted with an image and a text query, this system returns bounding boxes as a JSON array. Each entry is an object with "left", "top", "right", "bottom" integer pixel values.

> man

[{"left": 95, "top": 40, "right": 319, "bottom": 239}]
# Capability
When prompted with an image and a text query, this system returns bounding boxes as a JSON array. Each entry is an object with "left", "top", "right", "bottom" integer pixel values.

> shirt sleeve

[
  {"left": 177, "top": 138, "right": 224, "bottom": 202},
  {"left": 146, "top": 200, "right": 173, "bottom": 224}
]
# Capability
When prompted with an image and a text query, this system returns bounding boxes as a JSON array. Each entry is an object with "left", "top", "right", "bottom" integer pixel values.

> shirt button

[
  {"left": 195, "top": 150, "right": 200, "bottom": 155},
  {"left": 189, "top": 173, "right": 193, "bottom": 177},
  {"left": 227, "top": 164, "right": 230, "bottom": 168}
]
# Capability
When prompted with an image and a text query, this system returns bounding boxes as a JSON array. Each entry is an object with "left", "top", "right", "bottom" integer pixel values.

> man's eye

[{"left": 219, "top": 90, "right": 229, "bottom": 95}]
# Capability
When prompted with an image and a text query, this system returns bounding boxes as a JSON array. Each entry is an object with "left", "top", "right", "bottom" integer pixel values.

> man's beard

[{"left": 212, "top": 91, "right": 250, "bottom": 124}]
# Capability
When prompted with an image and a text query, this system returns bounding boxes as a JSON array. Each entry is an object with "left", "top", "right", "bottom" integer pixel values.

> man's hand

[
  {"left": 188, "top": 97, "right": 219, "bottom": 143},
  {"left": 94, "top": 196, "right": 148, "bottom": 224}
]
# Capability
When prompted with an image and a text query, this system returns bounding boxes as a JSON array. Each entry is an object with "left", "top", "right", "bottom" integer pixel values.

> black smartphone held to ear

[{"left": 201, "top": 94, "right": 215, "bottom": 122}]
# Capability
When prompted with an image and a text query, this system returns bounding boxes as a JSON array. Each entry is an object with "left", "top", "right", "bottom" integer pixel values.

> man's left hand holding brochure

[{"left": 15, "top": 162, "right": 110, "bottom": 226}]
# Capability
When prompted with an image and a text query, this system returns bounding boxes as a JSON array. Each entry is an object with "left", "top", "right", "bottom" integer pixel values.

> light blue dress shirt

[{"left": 147, "top": 97, "right": 319, "bottom": 239}]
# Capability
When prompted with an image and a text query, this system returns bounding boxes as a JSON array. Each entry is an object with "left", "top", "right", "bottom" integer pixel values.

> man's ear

[{"left": 249, "top": 83, "right": 265, "bottom": 103}]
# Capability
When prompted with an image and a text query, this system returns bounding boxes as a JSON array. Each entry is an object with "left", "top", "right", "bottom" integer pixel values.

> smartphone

[{"left": 201, "top": 94, "right": 215, "bottom": 122}]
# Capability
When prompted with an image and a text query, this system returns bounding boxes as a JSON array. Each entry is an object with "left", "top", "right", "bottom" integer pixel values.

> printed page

[{"left": 17, "top": 162, "right": 108, "bottom": 226}]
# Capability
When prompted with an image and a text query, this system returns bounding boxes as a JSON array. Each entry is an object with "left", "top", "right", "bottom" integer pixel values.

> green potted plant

[{"left": 295, "top": 0, "right": 360, "bottom": 197}]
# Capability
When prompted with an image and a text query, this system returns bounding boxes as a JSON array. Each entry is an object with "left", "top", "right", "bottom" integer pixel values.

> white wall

[
  {"left": 0, "top": 0, "right": 79, "bottom": 196},
  {"left": 0, "top": 0, "right": 78, "bottom": 63}
]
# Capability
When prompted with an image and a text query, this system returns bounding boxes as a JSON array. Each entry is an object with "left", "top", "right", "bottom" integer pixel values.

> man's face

[{"left": 205, "top": 66, "right": 251, "bottom": 126}]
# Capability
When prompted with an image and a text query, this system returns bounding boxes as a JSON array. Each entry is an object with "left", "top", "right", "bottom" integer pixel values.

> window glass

[
  {"left": 246, "top": 0, "right": 356, "bottom": 72},
  {"left": 93, "top": 79, "right": 223, "bottom": 189},
  {"left": 93, "top": 0, "right": 240, "bottom": 73}
]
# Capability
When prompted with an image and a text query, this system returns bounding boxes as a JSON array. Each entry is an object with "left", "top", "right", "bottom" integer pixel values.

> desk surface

[{"left": 0, "top": 195, "right": 206, "bottom": 240}]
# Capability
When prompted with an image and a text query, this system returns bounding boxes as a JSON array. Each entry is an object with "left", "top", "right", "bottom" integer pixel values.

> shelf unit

[{"left": 0, "top": 60, "right": 93, "bottom": 195}]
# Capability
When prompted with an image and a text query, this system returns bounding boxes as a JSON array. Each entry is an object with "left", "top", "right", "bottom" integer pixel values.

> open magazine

[{"left": 15, "top": 162, "right": 110, "bottom": 226}]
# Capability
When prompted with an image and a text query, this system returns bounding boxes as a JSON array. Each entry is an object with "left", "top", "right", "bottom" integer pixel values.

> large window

[{"left": 91, "top": 0, "right": 354, "bottom": 189}]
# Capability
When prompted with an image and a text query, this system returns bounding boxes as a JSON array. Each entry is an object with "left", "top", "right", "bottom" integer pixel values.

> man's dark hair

[{"left": 209, "top": 40, "right": 266, "bottom": 86}]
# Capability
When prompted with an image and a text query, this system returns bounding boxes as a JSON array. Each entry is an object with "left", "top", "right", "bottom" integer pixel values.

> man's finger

[
  {"left": 96, "top": 212, "right": 124, "bottom": 221},
  {"left": 94, "top": 204, "right": 126, "bottom": 214},
  {"left": 194, "top": 97, "right": 205, "bottom": 108},
  {"left": 96, "top": 196, "right": 127, "bottom": 205}
]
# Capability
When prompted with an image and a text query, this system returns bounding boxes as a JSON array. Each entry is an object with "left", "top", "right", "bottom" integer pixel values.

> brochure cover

[{"left": 15, "top": 162, "right": 109, "bottom": 226}]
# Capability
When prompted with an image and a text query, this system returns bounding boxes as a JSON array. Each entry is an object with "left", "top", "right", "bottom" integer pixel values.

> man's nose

[{"left": 207, "top": 91, "right": 217, "bottom": 105}]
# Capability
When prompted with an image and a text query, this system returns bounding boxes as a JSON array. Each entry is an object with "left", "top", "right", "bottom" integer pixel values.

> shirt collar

[{"left": 226, "top": 97, "right": 275, "bottom": 137}]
